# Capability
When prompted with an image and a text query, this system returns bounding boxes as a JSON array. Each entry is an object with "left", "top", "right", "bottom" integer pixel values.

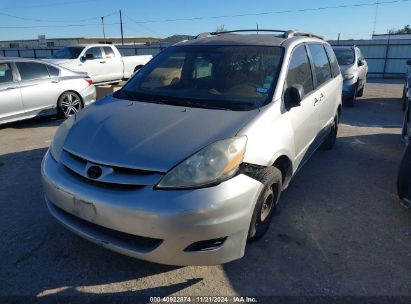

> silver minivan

[
  {"left": 42, "top": 30, "right": 342, "bottom": 265},
  {"left": 333, "top": 46, "right": 368, "bottom": 107}
]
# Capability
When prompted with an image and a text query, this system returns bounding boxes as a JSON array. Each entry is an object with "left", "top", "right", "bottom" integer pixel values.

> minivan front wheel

[{"left": 248, "top": 167, "right": 282, "bottom": 242}]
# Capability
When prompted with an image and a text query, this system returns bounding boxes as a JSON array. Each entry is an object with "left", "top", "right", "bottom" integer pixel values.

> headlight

[
  {"left": 343, "top": 74, "right": 355, "bottom": 80},
  {"left": 50, "top": 115, "right": 75, "bottom": 161},
  {"left": 157, "top": 136, "right": 247, "bottom": 189}
]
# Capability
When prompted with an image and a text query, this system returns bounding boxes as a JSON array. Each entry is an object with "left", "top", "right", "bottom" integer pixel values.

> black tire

[
  {"left": 322, "top": 114, "right": 339, "bottom": 150},
  {"left": 57, "top": 91, "right": 83, "bottom": 118},
  {"left": 356, "top": 84, "right": 364, "bottom": 97},
  {"left": 248, "top": 166, "right": 282, "bottom": 242},
  {"left": 343, "top": 85, "right": 357, "bottom": 107},
  {"left": 397, "top": 143, "right": 411, "bottom": 200}
]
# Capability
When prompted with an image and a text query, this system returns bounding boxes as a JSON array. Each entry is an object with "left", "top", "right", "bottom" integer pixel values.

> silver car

[
  {"left": 42, "top": 30, "right": 342, "bottom": 265},
  {"left": 333, "top": 46, "right": 368, "bottom": 107},
  {"left": 0, "top": 58, "right": 96, "bottom": 125}
]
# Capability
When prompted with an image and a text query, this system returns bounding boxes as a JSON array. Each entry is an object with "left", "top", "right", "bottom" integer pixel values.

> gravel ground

[{"left": 0, "top": 80, "right": 410, "bottom": 301}]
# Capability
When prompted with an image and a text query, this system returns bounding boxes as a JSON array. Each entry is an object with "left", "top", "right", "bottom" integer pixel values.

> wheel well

[
  {"left": 273, "top": 155, "right": 292, "bottom": 186},
  {"left": 337, "top": 105, "right": 342, "bottom": 122},
  {"left": 134, "top": 65, "right": 144, "bottom": 72}
]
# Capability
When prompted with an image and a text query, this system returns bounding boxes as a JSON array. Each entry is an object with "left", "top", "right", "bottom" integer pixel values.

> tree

[
  {"left": 388, "top": 25, "right": 411, "bottom": 34},
  {"left": 215, "top": 25, "right": 227, "bottom": 32}
]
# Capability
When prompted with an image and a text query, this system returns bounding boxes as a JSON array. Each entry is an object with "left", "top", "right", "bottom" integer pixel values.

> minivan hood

[{"left": 63, "top": 97, "right": 259, "bottom": 172}]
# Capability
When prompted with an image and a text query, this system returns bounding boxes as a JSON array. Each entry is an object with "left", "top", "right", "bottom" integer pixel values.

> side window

[
  {"left": 324, "top": 44, "right": 340, "bottom": 77},
  {"left": 47, "top": 65, "right": 60, "bottom": 77},
  {"left": 308, "top": 44, "right": 332, "bottom": 87},
  {"left": 286, "top": 45, "right": 314, "bottom": 96},
  {"left": 103, "top": 47, "right": 115, "bottom": 59},
  {"left": 85, "top": 47, "right": 103, "bottom": 60},
  {"left": 0, "top": 63, "right": 14, "bottom": 83},
  {"left": 16, "top": 62, "right": 50, "bottom": 81}
]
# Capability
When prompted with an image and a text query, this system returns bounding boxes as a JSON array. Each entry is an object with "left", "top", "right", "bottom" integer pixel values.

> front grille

[
  {"left": 60, "top": 150, "right": 163, "bottom": 188},
  {"left": 52, "top": 203, "right": 163, "bottom": 251}
]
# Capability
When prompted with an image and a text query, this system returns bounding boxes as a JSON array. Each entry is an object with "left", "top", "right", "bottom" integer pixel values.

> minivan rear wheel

[{"left": 247, "top": 167, "right": 282, "bottom": 242}]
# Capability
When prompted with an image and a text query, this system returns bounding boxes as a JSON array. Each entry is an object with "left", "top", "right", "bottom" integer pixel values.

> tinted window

[
  {"left": 308, "top": 44, "right": 332, "bottom": 86},
  {"left": 286, "top": 45, "right": 314, "bottom": 96},
  {"left": 47, "top": 65, "right": 60, "bottom": 77},
  {"left": 85, "top": 47, "right": 103, "bottom": 59},
  {"left": 119, "top": 45, "right": 284, "bottom": 111},
  {"left": 16, "top": 62, "right": 50, "bottom": 81},
  {"left": 324, "top": 44, "right": 340, "bottom": 77},
  {"left": 103, "top": 47, "right": 115, "bottom": 58},
  {"left": 334, "top": 48, "right": 355, "bottom": 65},
  {"left": 0, "top": 63, "right": 14, "bottom": 83}
]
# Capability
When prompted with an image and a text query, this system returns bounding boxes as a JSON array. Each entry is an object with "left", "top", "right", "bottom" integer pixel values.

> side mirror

[
  {"left": 285, "top": 84, "right": 304, "bottom": 108},
  {"left": 407, "top": 60, "right": 411, "bottom": 66},
  {"left": 358, "top": 59, "right": 365, "bottom": 66}
]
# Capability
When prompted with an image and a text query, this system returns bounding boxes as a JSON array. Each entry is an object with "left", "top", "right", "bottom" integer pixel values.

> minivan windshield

[
  {"left": 117, "top": 45, "right": 284, "bottom": 111},
  {"left": 333, "top": 48, "right": 355, "bottom": 65},
  {"left": 51, "top": 47, "right": 84, "bottom": 59}
]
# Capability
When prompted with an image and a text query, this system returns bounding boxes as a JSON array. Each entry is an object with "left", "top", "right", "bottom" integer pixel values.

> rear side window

[
  {"left": 85, "top": 47, "right": 103, "bottom": 59},
  {"left": 47, "top": 65, "right": 60, "bottom": 77},
  {"left": 324, "top": 44, "right": 340, "bottom": 77},
  {"left": 0, "top": 63, "right": 14, "bottom": 83},
  {"left": 308, "top": 44, "right": 332, "bottom": 87},
  {"left": 16, "top": 62, "right": 50, "bottom": 81},
  {"left": 103, "top": 47, "right": 115, "bottom": 58},
  {"left": 286, "top": 45, "right": 314, "bottom": 96}
]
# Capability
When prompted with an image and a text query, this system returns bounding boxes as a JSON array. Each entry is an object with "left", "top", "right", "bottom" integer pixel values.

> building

[
  {"left": 372, "top": 33, "right": 411, "bottom": 40},
  {"left": 0, "top": 36, "right": 161, "bottom": 49}
]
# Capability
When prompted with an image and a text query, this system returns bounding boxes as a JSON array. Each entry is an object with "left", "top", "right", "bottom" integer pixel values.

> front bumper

[
  {"left": 41, "top": 151, "right": 263, "bottom": 265},
  {"left": 342, "top": 79, "right": 357, "bottom": 98},
  {"left": 80, "top": 85, "right": 96, "bottom": 106}
]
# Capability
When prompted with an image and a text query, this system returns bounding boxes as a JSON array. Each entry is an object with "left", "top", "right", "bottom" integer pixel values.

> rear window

[
  {"left": 324, "top": 44, "right": 340, "bottom": 77},
  {"left": 308, "top": 44, "right": 332, "bottom": 87},
  {"left": 16, "top": 62, "right": 50, "bottom": 81},
  {"left": 47, "top": 65, "right": 60, "bottom": 77},
  {"left": 103, "top": 47, "right": 115, "bottom": 58},
  {"left": 0, "top": 63, "right": 13, "bottom": 83}
]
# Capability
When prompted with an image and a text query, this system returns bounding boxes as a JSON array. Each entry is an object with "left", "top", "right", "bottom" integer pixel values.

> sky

[{"left": 0, "top": 0, "right": 410, "bottom": 41}]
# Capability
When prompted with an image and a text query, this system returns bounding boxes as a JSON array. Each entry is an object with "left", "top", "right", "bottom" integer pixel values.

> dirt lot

[{"left": 1, "top": 80, "right": 411, "bottom": 301}]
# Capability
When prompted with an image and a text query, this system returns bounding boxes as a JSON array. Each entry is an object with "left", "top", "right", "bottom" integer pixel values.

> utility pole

[
  {"left": 256, "top": 23, "right": 259, "bottom": 34},
  {"left": 372, "top": 0, "right": 380, "bottom": 36},
  {"left": 101, "top": 17, "right": 106, "bottom": 43},
  {"left": 120, "top": 10, "right": 124, "bottom": 46},
  {"left": 337, "top": 32, "right": 340, "bottom": 45}
]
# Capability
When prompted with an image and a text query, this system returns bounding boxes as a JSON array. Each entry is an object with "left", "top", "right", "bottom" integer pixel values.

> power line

[
  {"left": 0, "top": 0, "right": 409, "bottom": 29},
  {"left": 123, "top": 13, "right": 162, "bottom": 36},
  {"left": 1, "top": 0, "right": 98, "bottom": 10},
  {"left": 0, "top": 10, "right": 117, "bottom": 23}
]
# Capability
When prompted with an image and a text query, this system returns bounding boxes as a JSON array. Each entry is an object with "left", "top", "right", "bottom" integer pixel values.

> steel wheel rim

[
  {"left": 61, "top": 93, "right": 80, "bottom": 117},
  {"left": 259, "top": 187, "right": 274, "bottom": 222}
]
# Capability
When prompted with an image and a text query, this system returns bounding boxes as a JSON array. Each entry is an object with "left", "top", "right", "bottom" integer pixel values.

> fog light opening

[{"left": 184, "top": 237, "right": 227, "bottom": 252}]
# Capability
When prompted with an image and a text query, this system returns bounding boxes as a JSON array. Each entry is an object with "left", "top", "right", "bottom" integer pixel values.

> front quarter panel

[{"left": 238, "top": 99, "right": 295, "bottom": 168}]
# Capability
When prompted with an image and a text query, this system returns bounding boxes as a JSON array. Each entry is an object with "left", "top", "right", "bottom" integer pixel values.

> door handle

[
  {"left": 100, "top": 61, "right": 106, "bottom": 64},
  {"left": 51, "top": 80, "right": 60, "bottom": 83},
  {"left": 6, "top": 86, "right": 17, "bottom": 90}
]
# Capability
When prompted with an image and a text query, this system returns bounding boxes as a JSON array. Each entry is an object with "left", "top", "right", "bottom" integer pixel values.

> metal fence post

[{"left": 382, "top": 34, "right": 391, "bottom": 78}]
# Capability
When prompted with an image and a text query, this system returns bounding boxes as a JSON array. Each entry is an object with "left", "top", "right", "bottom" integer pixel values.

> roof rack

[{"left": 195, "top": 29, "right": 323, "bottom": 40}]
